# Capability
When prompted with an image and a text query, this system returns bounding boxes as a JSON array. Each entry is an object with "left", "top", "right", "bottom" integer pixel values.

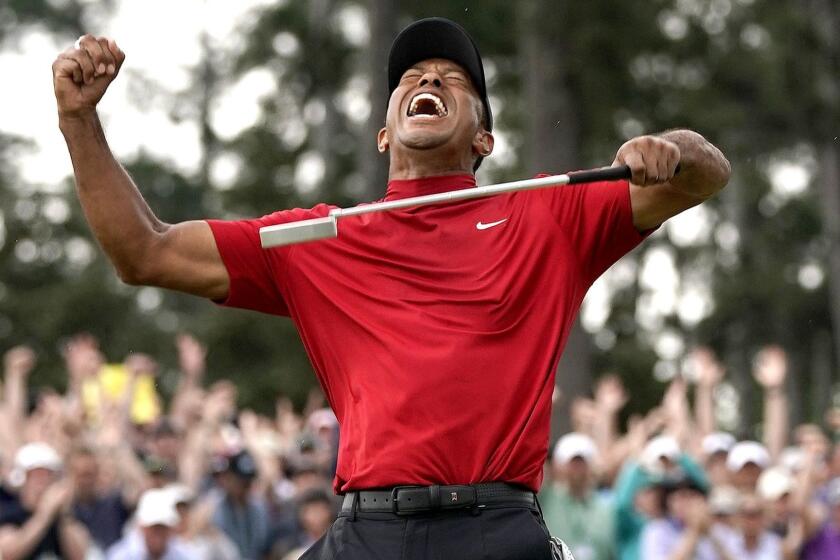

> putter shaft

[{"left": 260, "top": 165, "right": 633, "bottom": 248}]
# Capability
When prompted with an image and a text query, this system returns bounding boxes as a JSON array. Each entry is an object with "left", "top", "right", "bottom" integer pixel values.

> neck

[{"left": 387, "top": 149, "right": 475, "bottom": 180}]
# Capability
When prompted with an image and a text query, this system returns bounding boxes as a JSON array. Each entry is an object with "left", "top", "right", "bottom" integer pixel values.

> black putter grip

[{"left": 567, "top": 163, "right": 681, "bottom": 185}]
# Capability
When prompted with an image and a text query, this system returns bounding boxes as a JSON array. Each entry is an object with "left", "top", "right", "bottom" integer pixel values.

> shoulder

[
  {"left": 262, "top": 202, "right": 335, "bottom": 223},
  {"left": 208, "top": 202, "right": 336, "bottom": 233}
]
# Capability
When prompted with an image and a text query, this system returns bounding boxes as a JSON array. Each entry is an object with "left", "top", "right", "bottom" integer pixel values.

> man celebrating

[{"left": 53, "top": 17, "right": 730, "bottom": 559}]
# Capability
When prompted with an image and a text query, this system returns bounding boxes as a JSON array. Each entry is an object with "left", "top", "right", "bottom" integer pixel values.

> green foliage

[{"left": 0, "top": 0, "right": 837, "bottom": 427}]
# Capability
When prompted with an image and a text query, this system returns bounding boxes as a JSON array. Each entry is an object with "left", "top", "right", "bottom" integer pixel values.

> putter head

[{"left": 260, "top": 216, "right": 338, "bottom": 248}]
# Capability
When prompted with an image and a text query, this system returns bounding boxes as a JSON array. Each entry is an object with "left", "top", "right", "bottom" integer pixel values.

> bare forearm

[
  {"left": 694, "top": 386, "right": 715, "bottom": 438},
  {"left": 112, "top": 444, "right": 148, "bottom": 504},
  {"left": 180, "top": 421, "right": 215, "bottom": 491},
  {"left": 58, "top": 519, "right": 89, "bottom": 560},
  {"left": 0, "top": 511, "right": 56, "bottom": 559},
  {"left": 659, "top": 129, "right": 731, "bottom": 199},
  {"left": 59, "top": 111, "right": 167, "bottom": 283},
  {"left": 3, "top": 373, "right": 26, "bottom": 428},
  {"left": 763, "top": 388, "right": 788, "bottom": 460},
  {"left": 592, "top": 405, "right": 616, "bottom": 456}
]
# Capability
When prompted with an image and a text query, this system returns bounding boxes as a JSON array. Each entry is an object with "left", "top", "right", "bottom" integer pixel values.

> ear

[
  {"left": 377, "top": 127, "right": 389, "bottom": 154},
  {"left": 472, "top": 129, "right": 494, "bottom": 158}
]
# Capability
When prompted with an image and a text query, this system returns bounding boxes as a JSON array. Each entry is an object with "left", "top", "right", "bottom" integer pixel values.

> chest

[{"left": 290, "top": 194, "right": 578, "bottom": 304}]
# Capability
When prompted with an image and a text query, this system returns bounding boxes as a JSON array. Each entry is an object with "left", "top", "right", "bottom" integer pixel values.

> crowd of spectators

[
  {"left": 1, "top": 336, "right": 839, "bottom": 559},
  {"left": 541, "top": 346, "right": 840, "bottom": 560},
  {"left": 0, "top": 334, "right": 339, "bottom": 559}
]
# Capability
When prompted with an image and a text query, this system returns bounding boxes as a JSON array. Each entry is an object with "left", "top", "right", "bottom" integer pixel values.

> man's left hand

[{"left": 613, "top": 135, "right": 681, "bottom": 187}]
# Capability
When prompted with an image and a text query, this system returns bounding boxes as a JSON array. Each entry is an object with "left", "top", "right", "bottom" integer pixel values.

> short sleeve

[
  {"left": 206, "top": 204, "right": 332, "bottom": 316},
  {"left": 537, "top": 177, "right": 650, "bottom": 285}
]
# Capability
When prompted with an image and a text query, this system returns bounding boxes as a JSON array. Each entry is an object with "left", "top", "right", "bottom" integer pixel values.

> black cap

[{"left": 388, "top": 17, "right": 493, "bottom": 133}]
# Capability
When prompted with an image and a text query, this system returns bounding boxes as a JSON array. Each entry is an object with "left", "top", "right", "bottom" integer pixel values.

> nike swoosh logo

[{"left": 476, "top": 219, "right": 508, "bottom": 230}]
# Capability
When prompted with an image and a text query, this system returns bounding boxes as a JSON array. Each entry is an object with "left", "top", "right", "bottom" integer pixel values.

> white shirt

[
  {"left": 106, "top": 529, "right": 192, "bottom": 560},
  {"left": 718, "top": 528, "right": 782, "bottom": 560}
]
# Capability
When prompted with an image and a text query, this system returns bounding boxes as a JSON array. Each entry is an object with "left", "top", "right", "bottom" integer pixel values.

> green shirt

[{"left": 539, "top": 484, "right": 615, "bottom": 560}]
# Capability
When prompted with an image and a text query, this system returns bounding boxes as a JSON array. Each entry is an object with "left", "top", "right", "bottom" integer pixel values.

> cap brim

[{"left": 388, "top": 17, "right": 492, "bottom": 131}]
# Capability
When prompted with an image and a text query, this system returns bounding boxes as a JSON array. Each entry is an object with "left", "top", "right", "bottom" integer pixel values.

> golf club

[{"left": 259, "top": 164, "right": 656, "bottom": 249}]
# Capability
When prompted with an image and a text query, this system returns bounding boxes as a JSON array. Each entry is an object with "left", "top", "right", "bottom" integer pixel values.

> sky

[{"left": 0, "top": 0, "right": 276, "bottom": 186}]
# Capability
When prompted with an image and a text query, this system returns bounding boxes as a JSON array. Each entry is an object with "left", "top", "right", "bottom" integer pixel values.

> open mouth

[{"left": 407, "top": 92, "right": 448, "bottom": 119}]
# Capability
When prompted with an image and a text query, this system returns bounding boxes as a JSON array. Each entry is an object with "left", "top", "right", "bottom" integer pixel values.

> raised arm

[
  {"left": 53, "top": 35, "right": 229, "bottom": 299},
  {"left": 753, "top": 346, "right": 789, "bottom": 461},
  {"left": 613, "top": 129, "right": 731, "bottom": 231},
  {"left": 690, "top": 347, "right": 725, "bottom": 442}
]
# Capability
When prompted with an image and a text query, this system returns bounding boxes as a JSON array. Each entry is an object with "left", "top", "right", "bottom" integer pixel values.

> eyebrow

[{"left": 408, "top": 63, "right": 465, "bottom": 74}]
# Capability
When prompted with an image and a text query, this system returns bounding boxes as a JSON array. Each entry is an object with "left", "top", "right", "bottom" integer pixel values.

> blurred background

[
  {"left": 1, "top": 1, "right": 839, "bottom": 559},
  {"left": 2, "top": 0, "right": 838, "bottom": 435}
]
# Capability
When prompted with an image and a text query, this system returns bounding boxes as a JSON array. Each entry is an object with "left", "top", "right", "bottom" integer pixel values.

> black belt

[{"left": 341, "top": 482, "right": 536, "bottom": 515}]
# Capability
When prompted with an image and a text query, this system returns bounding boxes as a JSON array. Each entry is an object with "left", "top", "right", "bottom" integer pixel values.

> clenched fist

[
  {"left": 613, "top": 135, "right": 681, "bottom": 187},
  {"left": 3, "top": 345, "right": 36, "bottom": 377},
  {"left": 52, "top": 35, "right": 125, "bottom": 118}
]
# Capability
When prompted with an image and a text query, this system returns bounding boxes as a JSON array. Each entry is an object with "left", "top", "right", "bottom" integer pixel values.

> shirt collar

[{"left": 384, "top": 174, "right": 476, "bottom": 200}]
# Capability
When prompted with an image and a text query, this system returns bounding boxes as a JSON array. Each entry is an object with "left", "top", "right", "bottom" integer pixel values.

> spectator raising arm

[
  {"left": 239, "top": 410, "right": 281, "bottom": 495},
  {"left": 753, "top": 346, "right": 789, "bottom": 462},
  {"left": 170, "top": 334, "right": 207, "bottom": 430},
  {"left": 592, "top": 374, "right": 629, "bottom": 481},
  {"left": 179, "top": 383, "right": 235, "bottom": 492},
  {"left": 1, "top": 346, "right": 36, "bottom": 457},
  {"left": 94, "top": 406, "right": 148, "bottom": 506},
  {"left": 691, "top": 347, "right": 724, "bottom": 443},
  {"left": 61, "top": 334, "right": 104, "bottom": 423},
  {"left": 662, "top": 376, "right": 693, "bottom": 448},
  {"left": 3, "top": 346, "right": 35, "bottom": 425}
]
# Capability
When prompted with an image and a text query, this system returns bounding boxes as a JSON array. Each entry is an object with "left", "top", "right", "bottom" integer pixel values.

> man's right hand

[{"left": 52, "top": 35, "right": 125, "bottom": 118}]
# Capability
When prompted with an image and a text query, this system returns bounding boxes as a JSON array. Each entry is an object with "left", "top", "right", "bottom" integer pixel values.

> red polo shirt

[{"left": 207, "top": 174, "right": 646, "bottom": 493}]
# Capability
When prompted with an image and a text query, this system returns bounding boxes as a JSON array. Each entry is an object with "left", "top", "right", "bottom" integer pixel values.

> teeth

[{"left": 408, "top": 93, "right": 447, "bottom": 117}]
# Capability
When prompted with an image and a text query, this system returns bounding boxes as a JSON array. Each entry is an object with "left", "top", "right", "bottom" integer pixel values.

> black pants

[{"left": 300, "top": 504, "right": 553, "bottom": 559}]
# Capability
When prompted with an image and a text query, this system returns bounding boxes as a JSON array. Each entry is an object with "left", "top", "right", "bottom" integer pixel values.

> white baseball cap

[
  {"left": 14, "top": 442, "right": 63, "bottom": 473},
  {"left": 552, "top": 433, "right": 597, "bottom": 465},
  {"left": 702, "top": 432, "right": 736, "bottom": 457},
  {"left": 726, "top": 441, "right": 770, "bottom": 471},
  {"left": 708, "top": 485, "right": 742, "bottom": 515},
  {"left": 640, "top": 435, "right": 681, "bottom": 474},
  {"left": 757, "top": 467, "right": 794, "bottom": 501},
  {"left": 135, "top": 489, "right": 180, "bottom": 528}
]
